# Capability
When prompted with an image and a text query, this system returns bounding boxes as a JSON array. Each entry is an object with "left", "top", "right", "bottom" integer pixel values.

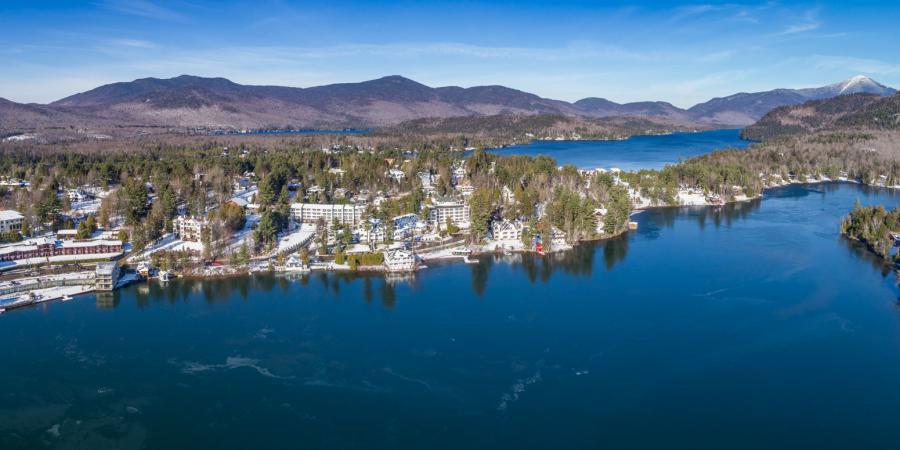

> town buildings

[{"left": 290, "top": 203, "right": 366, "bottom": 226}]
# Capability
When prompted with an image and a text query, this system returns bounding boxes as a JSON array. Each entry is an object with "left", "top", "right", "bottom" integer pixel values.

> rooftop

[{"left": 0, "top": 210, "right": 24, "bottom": 221}]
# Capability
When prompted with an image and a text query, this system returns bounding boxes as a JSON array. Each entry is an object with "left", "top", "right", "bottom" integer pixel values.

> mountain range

[
  {"left": 742, "top": 91, "right": 900, "bottom": 141},
  {"left": 1, "top": 74, "right": 895, "bottom": 134}
]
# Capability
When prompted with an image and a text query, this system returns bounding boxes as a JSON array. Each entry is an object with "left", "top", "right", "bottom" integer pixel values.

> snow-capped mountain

[{"left": 796, "top": 75, "right": 897, "bottom": 99}]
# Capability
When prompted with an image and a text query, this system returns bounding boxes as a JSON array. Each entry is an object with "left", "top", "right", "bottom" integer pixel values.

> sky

[{"left": 1, "top": 0, "right": 899, "bottom": 107}]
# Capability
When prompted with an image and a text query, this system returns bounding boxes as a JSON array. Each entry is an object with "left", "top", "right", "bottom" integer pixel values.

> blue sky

[{"left": 1, "top": 0, "right": 899, "bottom": 106}]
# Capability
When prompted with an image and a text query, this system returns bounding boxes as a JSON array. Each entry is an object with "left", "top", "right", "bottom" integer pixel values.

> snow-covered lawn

[
  {"left": 483, "top": 239, "right": 525, "bottom": 252},
  {"left": 132, "top": 234, "right": 202, "bottom": 260},
  {"left": 677, "top": 190, "right": 708, "bottom": 206},
  {"left": 274, "top": 224, "right": 316, "bottom": 255}
]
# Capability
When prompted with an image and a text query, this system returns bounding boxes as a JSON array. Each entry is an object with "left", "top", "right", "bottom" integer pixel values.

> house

[
  {"left": 392, "top": 213, "right": 419, "bottom": 239},
  {"left": 173, "top": 216, "right": 208, "bottom": 242},
  {"left": 386, "top": 168, "right": 406, "bottom": 182},
  {"left": 455, "top": 180, "right": 475, "bottom": 197},
  {"left": 383, "top": 247, "right": 416, "bottom": 272},
  {"left": 418, "top": 171, "right": 437, "bottom": 193},
  {"left": 451, "top": 164, "right": 467, "bottom": 185},
  {"left": 356, "top": 219, "right": 385, "bottom": 244},
  {"left": 334, "top": 188, "right": 350, "bottom": 199},
  {"left": 491, "top": 220, "right": 523, "bottom": 241},
  {"left": 0, "top": 210, "right": 24, "bottom": 234},
  {"left": 290, "top": 203, "right": 366, "bottom": 226},
  {"left": 501, "top": 186, "right": 516, "bottom": 205},
  {"left": 56, "top": 229, "right": 79, "bottom": 241},
  {"left": 233, "top": 177, "right": 252, "bottom": 192},
  {"left": 95, "top": 262, "right": 120, "bottom": 291},
  {"left": 428, "top": 199, "right": 470, "bottom": 230},
  {"left": 550, "top": 227, "right": 567, "bottom": 249},
  {"left": 228, "top": 197, "right": 249, "bottom": 209},
  {"left": 65, "top": 188, "right": 90, "bottom": 203},
  {"left": 284, "top": 254, "right": 309, "bottom": 272},
  {"left": 594, "top": 208, "right": 607, "bottom": 234}
]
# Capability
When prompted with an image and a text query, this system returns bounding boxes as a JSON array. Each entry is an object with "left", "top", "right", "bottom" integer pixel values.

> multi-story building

[
  {"left": 383, "top": 247, "right": 416, "bottom": 272},
  {"left": 95, "top": 262, "right": 120, "bottom": 291},
  {"left": 173, "top": 216, "right": 208, "bottom": 242},
  {"left": 428, "top": 200, "right": 470, "bottom": 230},
  {"left": 0, "top": 210, "right": 24, "bottom": 234},
  {"left": 491, "top": 219, "right": 523, "bottom": 241},
  {"left": 0, "top": 237, "right": 123, "bottom": 263},
  {"left": 290, "top": 203, "right": 366, "bottom": 226}
]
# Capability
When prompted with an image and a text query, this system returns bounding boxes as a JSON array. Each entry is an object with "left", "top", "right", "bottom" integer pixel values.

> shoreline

[
  {"left": 159, "top": 179, "right": 894, "bottom": 280},
  {"left": 2, "top": 179, "right": 889, "bottom": 309}
]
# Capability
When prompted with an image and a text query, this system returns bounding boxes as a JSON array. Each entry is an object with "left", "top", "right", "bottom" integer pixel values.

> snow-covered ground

[
  {"left": 69, "top": 199, "right": 101, "bottom": 216},
  {"left": 132, "top": 234, "right": 202, "bottom": 261},
  {"left": 274, "top": 224, "right": 316, "bottom": 255},
  {"left": 418, "top": 245, "right": 469, "bottom": 260},
  {"left": 677, "top": 190, "right": 707, "bottom": 206},
  {"left": 483, "top": 239, "right": 525, "bottom": 252}
]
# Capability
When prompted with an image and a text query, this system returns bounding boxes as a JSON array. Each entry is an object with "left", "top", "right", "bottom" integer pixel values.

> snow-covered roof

[{"left": 0, "top": 210, "right": 24, "bottom": 221}]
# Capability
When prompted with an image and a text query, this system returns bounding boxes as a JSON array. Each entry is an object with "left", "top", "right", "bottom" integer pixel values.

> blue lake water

[
  {"left": 489, "top": 128, "right": 752, "bottom": 170},
  {"left": 3, "top": 183, "right": 900, "bottom": 449}
]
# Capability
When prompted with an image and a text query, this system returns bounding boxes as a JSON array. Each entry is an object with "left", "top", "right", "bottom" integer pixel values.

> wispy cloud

[
  {"left": 775, "top": 8, "right": 821, "bottom": 35},
  {"left": 669, "top": 70, "right": 755, "bottom": 96},
  {"left": 669, "top": 3, "right": 763, "bottom": 25},
  {"left": 98, "top": 0, "right": 184, "bottom": 21},
  {"left": 109, "top": 38, "right": 158, "bottom": 49},
  {"left": 167, "top": 41, "right": 731, "bottom": 65}
]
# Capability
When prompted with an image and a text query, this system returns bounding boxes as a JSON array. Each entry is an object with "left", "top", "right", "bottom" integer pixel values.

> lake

[
  {"left": 489, "top": 128, "right": 752, "bottom": 170},
  {"left": 3, "top": 182, "right": 900, "bottom": 449}
]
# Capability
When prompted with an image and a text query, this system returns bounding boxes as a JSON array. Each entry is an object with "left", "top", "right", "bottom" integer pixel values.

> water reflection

[
  {"left": 99, "top": 184, "right": 900, "bottom": 312},
  {"left": 643, "top": 197, "right": 762, "bottom": 235},
  {"left": 101, "top": 198, "right": 768, "bottom": 310},
  {"left": 838, "top": 234, "right": 896, "bottom": 278}
]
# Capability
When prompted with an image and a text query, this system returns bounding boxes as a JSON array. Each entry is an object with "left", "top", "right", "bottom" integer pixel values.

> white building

[
  {"left": 0, "top": 210, "right": 24, "bottom": 234},
  {"left": 284, "top": 254, "right": 309, "bottom": 272},
  {"left": 290, "top": 203, "right": 366, "bottom": 226},
  {"left": 455, "top": 181, "right": 475, "bottom": 197},
  {"left": 594, "top": 208, "right": 607, "bottom": 234},
  {"left": 173, "top": 216, "right": 208, "bottom": 242},
  {"left": 386, "top": 168, "right": 406, "bottom": 182},
  {"left": 65, "top": 188, "right": 90, "bottom": 203},
  {"left": 492, "top": 220, "right": 523, "bottom": 241},
  {"left": 356, "top": 219, "right": 385, "bottom": 244},
  {"left": 550, "top": 227, "right": 568, "bottom": 249},
  {"left": 451, "top": 164, "right": 467, "bottom": 185},
  {"left": 383, "top": 247, "right": 416, "bottom": 272},
  {"left": 428, "top": 200, "right": 470, "bottom": 230},
  {"left": 501, "top": 186, "right": 516, "bottom": 205},
  {"left": 95, "top": 262, "right": 120, "bottom": 291},
  {"left": 418, "top": 171, "right": 437, "bottom": 193}
]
